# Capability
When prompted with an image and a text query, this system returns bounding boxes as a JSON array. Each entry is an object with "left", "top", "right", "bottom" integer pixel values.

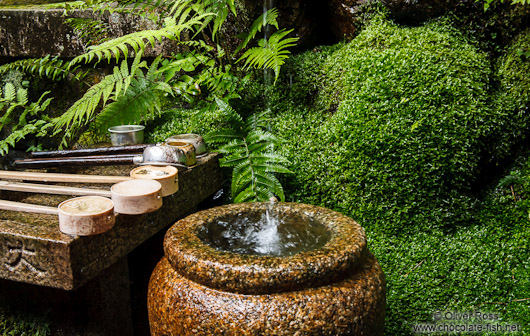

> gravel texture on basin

[
  {"left": 148, "top": 202, "right": 386, "bottom": 335},
  {"left": 163, "top": 202, "right": 369, "bottom": 294}
]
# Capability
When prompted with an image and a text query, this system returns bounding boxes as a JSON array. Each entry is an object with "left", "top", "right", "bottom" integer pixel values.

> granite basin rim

[{"left": 164, "top": 202, "right": 367, "bottom": 294}]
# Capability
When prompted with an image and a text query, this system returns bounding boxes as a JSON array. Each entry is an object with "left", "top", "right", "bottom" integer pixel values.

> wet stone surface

[
  {"left": 0, "top": 153, "right": 224, "bottom": 290},
  {"left": 148, "top": 202, "right": 386, "bottom": 335}
]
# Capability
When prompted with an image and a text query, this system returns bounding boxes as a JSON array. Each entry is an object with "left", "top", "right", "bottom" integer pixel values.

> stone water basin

[{"left": 148, "top": 202, "right": 386, "bottom": 335}]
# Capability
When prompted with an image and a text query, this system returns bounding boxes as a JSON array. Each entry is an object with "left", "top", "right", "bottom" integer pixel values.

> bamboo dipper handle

[
  {"left": 13, "top": 156, "right": 137, "bottom": 168},
  {"left": 0, "top": 170, "right": 131, "bottom": 184},
  {"left": 0, "top": 199, "right": 58, "bottom": 215},
  {"left": 31, "top": 144, "right": 150, "bottom": 158},
  {"left": 0, "top": 181, "right": 112, "bottom": 197}
]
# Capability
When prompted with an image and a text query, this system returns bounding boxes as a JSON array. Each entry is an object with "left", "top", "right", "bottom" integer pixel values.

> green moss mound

[
  {"left": 261, "top": 16, "right": 530, "bottom": 334},
  {"left": 265, "top": 16, "right": 525, "bottom": 231},
  {"left": 146, "top": 107, "right": 231, "bottom": 143},
  {"left": 497, "top": 28, "right": 530, "bottom": 110}
]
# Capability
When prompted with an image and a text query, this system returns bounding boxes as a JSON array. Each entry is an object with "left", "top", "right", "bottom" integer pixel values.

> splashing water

[
  {"left": 249, "top": 199, "right": 280, "bottom": 254},
  {"left": 198, "top": 202, "right": 331, "bottom": 257}
]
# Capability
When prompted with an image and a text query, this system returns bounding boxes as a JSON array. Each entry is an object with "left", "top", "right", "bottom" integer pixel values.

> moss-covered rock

[
  {"left": 497, "top": 28, "right": 530, "bottom": 110},
  {"left": 262, "top": 16, "right": 525, "bottom": 231}
]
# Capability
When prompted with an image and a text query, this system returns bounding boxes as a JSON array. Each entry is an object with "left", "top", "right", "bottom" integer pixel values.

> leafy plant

[
  {"left": 206, "top": 98, "right": 291, "bottom": 202},
  {"left": 52, "top": 55, "right": 148, "bottom": 145},
  {"left": 0, "top": 56, "right": 87, "bottom": 82},
  {"left": 1, "top": 0, "right": 298, "bottom": 201},
  {"left": 237, "top": 29, "right": 299, "bottom": 83},
  {"left": 44, "top": 0, "right": 296, "bottom": 147},
  {"left": 481, "top": 0, "right": 530, "bottom": 10},
  {"left": 0, "top": 83, "right": 54, "bottom": 155}
]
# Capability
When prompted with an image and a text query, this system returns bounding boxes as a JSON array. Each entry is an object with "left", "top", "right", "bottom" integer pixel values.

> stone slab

[
  {"left": 0, "top": 153, "right": 224, "bottom": 290},
  {"left": 0, "top": 6, "right": 179, "bottom": 58}
]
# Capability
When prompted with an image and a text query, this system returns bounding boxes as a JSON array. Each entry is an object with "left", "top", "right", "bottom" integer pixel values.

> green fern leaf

[
  {"left": 237, "top": 29, "right": 298, "bottom": 82},
  {"left": 212, "top": 5, "right": 228, "bottom": 40},
  {"left": 254, "top": 162, "right": 292, "bottom": 174},
  {"left": 52, "top": 62, "right": 127, "bottom": 135},
  {"left": 0, "top": 120, "right": 52, "bottom": 155},
  {"left": 4, "top": 83, "right": 16, "bottom": 102},
  {"left": 233, "top": 8, "right": 279, "bottom": 55},
  {"left": 244, "top": 110, "right": 270, "bottom": 130},
  {"left": 220, "top": 155, "right": 249, "bottom": 168},
  {"left": 255, "top": 186, "right": 275, "bottom": 202},
  {"left": 254, "top": 171, "right": 285, "bottom": 201},
  {"left": 218, "top": 138, "right": 246, "bottom": 153},
  {"left": 93, "top": 76, "right": 161, "bottom": 135},
  {"left": 233, "top": 188, "right": 255, "bottom": 203},
  {"left": 69, "top": 13, "right": 209, "bottom": 66},
  {"left": 205, "top": 128, "right": 242, "bottom": 143},
  {"left": 232, "top": 163, "right": 252, "bottom": 195},
  {"left": 249, "top": 153, "right": 290, "bottom": 164},
  {"left": 246, "top": 129, "right": 281, "bottom": 145},
  {"left": 0, "top": 56, "right": 85, "bottom": 82}
]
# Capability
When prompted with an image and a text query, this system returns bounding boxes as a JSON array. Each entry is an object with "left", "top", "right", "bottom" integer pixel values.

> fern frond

[
  {"left": 92, "top": 76, "right": 162, "bottom": 135},
  {"left": 0, "top": 56, "right": 86, "bottom": 82},
  {"left": 16, "top": 88, "right": 28, "bottom": 106},
  {"left": 0, "top": 83, "right": 28, "bottom": 132},
  {"left": 253, "top": 162, "right": 292, "bottom": 174},
  {"left": 70, "top": 12, "right": 212, "bottom": 66},
  {"left": 233, "top": 188, "right": 255, "bottom": 203},
  {"left": 220, "top": 155, "right": 249, "bottom": 168},
  {"left": 249, "top": 153, "right": 290, "bottom": 164},
  {"left": 4, "top": 83, "right": 16, "bottom": 102},
  {"left": 179, "top": 39, "right": 214, "bottom": 52},
  {"left": 16, "top": 92, "right": 53, "bottom": 130},
  {"left": 0, "top": 120, "right": 53, "bottom": 156},
  {"left": 156, "top": 52, "right": 208, "bottom": 82},
  {"left": 246, "top": 129, "right": 281, "bottom": 145},
  {"left": 254, "top": 171, "right": 285, "bottom": 201},
  {"left": 233, "top": 8, "right": 279, "bottom": 55},
  {"left": 244, "top": 110, "right": 270, "bottom": 130},
  {"left": 52, "top": 58, "right": 141, "bottom": 133},
  {"left": 237, "top": 29, "right": 298, "bottom": 82},
  {"left": 205, "top": 128, "right": 242, "bottom": 143},
  {"left": 214, "top": 96, "right": 244, "bottom": 126},
  {"left": 217, "top": 138, "right": 245, "bottom": 152},
  {"left": 66, "top": 17, "right": 110, "bottom": 47},
  {"left": 232, "top": 163, "right": 252, "bottom": 195},
  {"left": 200, "top": 67, "right": 243, "bottom": 100},
  {"left": 206, "top": 98, "right": 291, "bottom": 202}
]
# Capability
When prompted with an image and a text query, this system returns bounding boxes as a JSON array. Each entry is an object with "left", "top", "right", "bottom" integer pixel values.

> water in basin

[{"left": 198, "top": 207, "right": 331, "bottom": 257}]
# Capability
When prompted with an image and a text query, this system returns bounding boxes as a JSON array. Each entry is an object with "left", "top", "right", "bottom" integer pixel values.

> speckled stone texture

[
  {"left": 148, "top": 202, "right": 386, "bottom": 335},
  {"left": 0, "top": 8, "right": 178, "bottom": 58}
]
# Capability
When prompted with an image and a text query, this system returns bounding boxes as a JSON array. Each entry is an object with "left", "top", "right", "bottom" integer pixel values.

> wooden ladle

[
  {"left": 0, "top": 165, "right": 178, "bottom": 197},
  {"left": 0, "top": 179, "right": 163, "bottom": 215},
  {"left": 0, "top": 196, "right": 115, "bottom": 236}
]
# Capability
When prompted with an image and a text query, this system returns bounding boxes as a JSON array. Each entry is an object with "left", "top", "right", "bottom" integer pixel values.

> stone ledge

[
  {"left": 0, "top": 153, "right": 224, "bottom": 290},
  {"left": 0, "top": 6, "right": 178, "bottom": 58}
]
